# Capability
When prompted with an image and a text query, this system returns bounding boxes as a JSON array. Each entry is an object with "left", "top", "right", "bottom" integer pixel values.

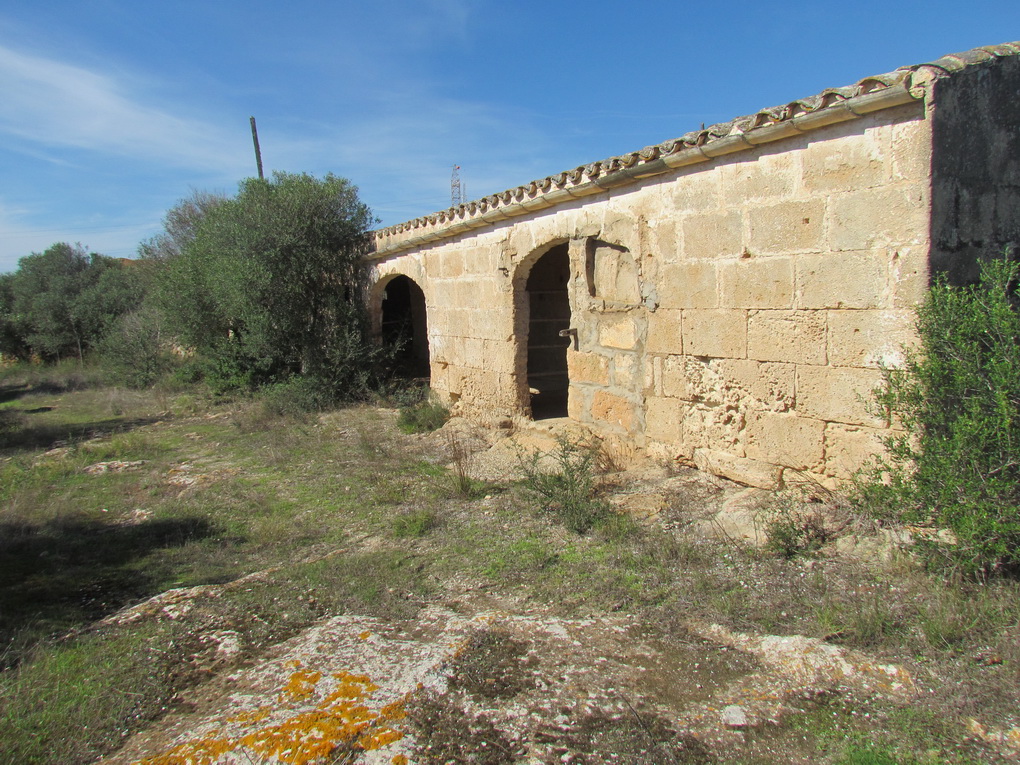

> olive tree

[{"left": 159, "top": 172, "right": 378, "bottom": 400}]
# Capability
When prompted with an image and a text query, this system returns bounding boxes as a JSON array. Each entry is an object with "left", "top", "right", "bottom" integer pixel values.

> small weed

[
  {"left": 392, "top": 509, "right": 438, "bottom": 538},
  {"left": 446, "top": 430, "right": 489, "bottom": 498},
  {"left": 761, "top": 503, "right": 831, "bottom": 559}
]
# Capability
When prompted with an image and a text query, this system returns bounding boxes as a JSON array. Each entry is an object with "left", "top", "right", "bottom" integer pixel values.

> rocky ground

[{"left": 92, "top": 416, "right": 1018, "bottom": 764}]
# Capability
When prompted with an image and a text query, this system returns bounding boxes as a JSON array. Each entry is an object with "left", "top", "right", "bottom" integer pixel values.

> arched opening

[
  {"left": 524, "top": 243, "right": 571, "bottom": 419},
  {"left": 381, "top": 275, "right": 430, "bottom": 380}
]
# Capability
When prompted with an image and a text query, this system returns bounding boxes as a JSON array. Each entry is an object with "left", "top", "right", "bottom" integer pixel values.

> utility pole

[
  {"left": 451, "top": 165, "right": 462, "bottom": 206},
  {"left": 250, "top": 116, "right": 264, "bottom": 180}
]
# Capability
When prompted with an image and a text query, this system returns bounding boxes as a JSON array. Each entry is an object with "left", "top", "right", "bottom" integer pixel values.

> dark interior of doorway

[
  {"left": 381, "top": 276, "right": 430, "bottom": 380},
  {"left": 526, "top": 243, "right": 570, "bottom": 419}
]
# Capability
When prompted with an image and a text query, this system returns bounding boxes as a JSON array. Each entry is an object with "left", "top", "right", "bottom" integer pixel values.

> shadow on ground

[
  {"left": 0, "top": 413, "right": 162, "bottom": 453},
  {"left": 0, "top": 516, "right": 219, "bottom": 667}
]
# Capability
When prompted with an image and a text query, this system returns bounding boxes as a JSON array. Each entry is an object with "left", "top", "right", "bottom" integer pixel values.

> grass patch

[
  {"left": 397, "top": 399, "right": 449, "bottom": 433},
  {"left": 392, "top": 508, "right": 438, "bottom": 538}
]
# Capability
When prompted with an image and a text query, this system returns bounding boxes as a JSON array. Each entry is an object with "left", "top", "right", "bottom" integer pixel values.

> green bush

[
  {"left": 864, "top": 254, "right": 1020, "bottom": 576},
  {"left": 519, "top": 435, "right": 610, "bottom": 534},
  {"left": 95, "top": 304, "right": 177, "bottom": 389}
]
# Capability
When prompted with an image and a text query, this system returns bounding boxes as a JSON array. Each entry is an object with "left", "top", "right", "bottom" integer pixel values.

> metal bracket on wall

[{"left": 558, "top": 328, "right": 579, "bottom": 350}]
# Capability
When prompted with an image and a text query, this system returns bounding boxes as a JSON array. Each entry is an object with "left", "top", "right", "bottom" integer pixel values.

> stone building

[{"left": 365, "top": 42, "right": 1020, "bottom": 488}]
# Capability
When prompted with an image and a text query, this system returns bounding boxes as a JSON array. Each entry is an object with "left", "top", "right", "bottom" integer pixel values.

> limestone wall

[{"left": 369, "top": 102, "right": 933, "bottom": 488}]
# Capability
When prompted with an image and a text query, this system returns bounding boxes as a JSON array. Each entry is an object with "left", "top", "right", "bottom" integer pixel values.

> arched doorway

[
  {"left": 524, "top": 243, "right": 571, "bottom": 419},
  {"left": 381, "top": 275, "right": 430, "bottom": 380}
]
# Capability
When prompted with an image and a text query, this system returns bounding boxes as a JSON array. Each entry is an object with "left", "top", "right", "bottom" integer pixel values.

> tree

[
  {"left": 5, "top": 243, "right": 143, "bottom": 362},
  {"left": 159, "top": 172, "right": 378, "bottom": 399},
  {"left": 138, "top": 190, "right": 225, "bottom": 261}
]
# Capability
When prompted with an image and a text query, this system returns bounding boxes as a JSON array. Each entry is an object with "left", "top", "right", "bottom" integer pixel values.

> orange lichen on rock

[
  {"left": 227, "top": 706, "right": 272, "bottom": 726},
  {"left": 135, "top": 664, "right": 407, "bottom": 764},
  {"left": 279, "top": 668, "right": 323, "bottom": 702},
  {"left": 136, "top": 735, "right": 233, "bottom": 765}
]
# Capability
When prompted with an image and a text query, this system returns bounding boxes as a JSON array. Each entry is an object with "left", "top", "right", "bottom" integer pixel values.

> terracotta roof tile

[{"left": 372, "top": 42, "right": 1020, "bottom": 252}]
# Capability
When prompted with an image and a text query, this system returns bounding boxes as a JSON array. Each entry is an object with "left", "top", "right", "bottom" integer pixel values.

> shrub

[
  {"left": 519, "top": 435, "right": 610, "bottom": 533},
  {"left": 864, "top": 253, "right": 1020, "bottom": 576}
]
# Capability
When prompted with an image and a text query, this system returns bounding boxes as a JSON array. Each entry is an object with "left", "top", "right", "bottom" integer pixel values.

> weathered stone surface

[
  {"left": 683, "top": 310, "right": 747, "bottom": 358},
  {"left": 598, "top": 315, "right": 638, "bottom": 350},
  {"left": 746, "top": 412, "right": 825, "bottom": 472},
  {"left": 645, "top": 395, "right": 684, "bottom": 443},
  {"left": 796, "top": 366, "right": 887, "bottom": 427},
  {"left": 829, "top": 186, "right": 929, "bottom": 252},
  {"left": 646, "top": 309, "right": 682, "bottom": 355},
  {"left": 658, "top": 261, "right": 718, "bottom": 309},
  {"left": 681, "top": 210, "right": 743, "bottom": 259},
  {"left": 719, "top": 257, "right": 794, "bottom": 310},
  {"left": 827, "top": 309, "right": 916, "bottom": 368},
  {"left": 747, "top": 200, "right": 824, "bottom": 254},
  {"left": 567, "top": 350, "right": 610, "bottom": 386},
  {"left": 747, "top": 310, "right": 827, "bottom": 365},
  {"left": 591, "top": 390, "right": 635, "bottom": 432},
  {"left": 796, "top": 252, "right": 887, "bottom": 310},
  {"left": 824, "top": 423, "right": 890, "bottom": 479},
  {"left": 694, "top": 449, "right": 783, "bottom": 490}
]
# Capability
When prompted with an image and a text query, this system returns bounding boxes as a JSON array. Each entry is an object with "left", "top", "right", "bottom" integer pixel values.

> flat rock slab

[{"left": 111, "top": 598, "right": 915, "bottom": 764}]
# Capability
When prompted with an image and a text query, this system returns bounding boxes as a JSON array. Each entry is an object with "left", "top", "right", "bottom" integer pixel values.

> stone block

[
  {"left": 598, "top": 315, "right": 638, "bottom": 350},
  {"left": 567, "top": 387, "right": 587, "bottom": 421},
  {"left": 645, "top": 395, "right": 683, "bottom": 443},
  {"left": 658, "top": 262, "right": 718, "bottom": 310},
  {"left": 891, "top": 246, "right": 929, "bottom": 310},
  {"left": 719, "top": 257, "right": 794, "bottom": 309},
  {"left": 796, "top": 252, "right": 887, "bottom": 309},
  {"left": 683, "top": 309, "right": 747, "bottom": 359},
  {"left": 660, "top": 355, "right": 703, "bottom": 401},
  {"left": 591, "top": 390, "right": 635, "bottom": 432},
  {"left": 681, "top": 210, "right": 743, "bottom": 259},
  {"left": 747, "top": 200, "right": 824, "bottom": 254},
  {"left": 440, "top": 251, "right": 464, "bottom": 279},
  {"left": 668, "top": 171, "right": 722, "bottom": 213},
  {"left": 801, "top": 131, "right": 886, "bottom": 193},
  {"left": 721, "top": 151, "right": 798, "bottom": 204},
  {"left": 645, "top": 219, "right": 680, "bottom": 263},
  {"left": 646, "top": 309, "right": 683, "bottom": 355},
  {"left": 592, "top": 243, "right": 641, "bottom": 304},
  {"left": 796, "top": 365, "right": 887, "bottom": 427},
  {"left": 713, "top": 359, "right": 796, "bottom": 412},
  {"left": 567, "top": 350, "right": 610, "bottom": 386},
  {"left": 462, "top": 337, "right": 486, "bottom": 368},
  {"left": 613, "top": 353, "right": 640, "bottom": 391},
  {"left": 824, "top": 423, "right": 890, "bottom": 479},
  {"left": 482, "top": 340, "right": 516, "bottom": 374},
  {"left": 470, "top": 309, "right": 513, "bottom": 341},
  {"left": 693, "top": 448, "right": 783, "bottom": 489},
  {"left": 745, "top": 411, "right": 825, "bottom": 471},
  {"left": 827, "top": 310, "right": 917, "bottom": 368},
  {"left": 890, "top": 116, "right": 931, "bottom": 183},
  {"left": 600, "top": 212, "right": 640, "bottom": 254},
  {"left": 747, "top": 310, "right": 827, "bottom": 365},
  {"left": 829, "top": 187, "right": 928, "bottom": 252}
]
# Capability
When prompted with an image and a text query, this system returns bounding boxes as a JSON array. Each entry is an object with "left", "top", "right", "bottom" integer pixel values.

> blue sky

[{"left": 1, "top": 1, "right": 1017, "bottom": 272}]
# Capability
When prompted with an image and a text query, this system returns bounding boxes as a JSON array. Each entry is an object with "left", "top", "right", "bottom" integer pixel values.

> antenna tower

[{"left": 451, "top": 165, "right": 462, "bottom": 206}]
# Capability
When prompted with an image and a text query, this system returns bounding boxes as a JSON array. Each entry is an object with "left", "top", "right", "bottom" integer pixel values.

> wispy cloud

[{"left": 0, "top": 43, "right": 248, "bottom": 174}]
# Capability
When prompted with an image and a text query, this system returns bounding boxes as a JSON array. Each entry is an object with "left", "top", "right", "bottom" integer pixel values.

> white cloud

[{"left": 0, "top": 43, "right": 249, "bottom": 174}]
